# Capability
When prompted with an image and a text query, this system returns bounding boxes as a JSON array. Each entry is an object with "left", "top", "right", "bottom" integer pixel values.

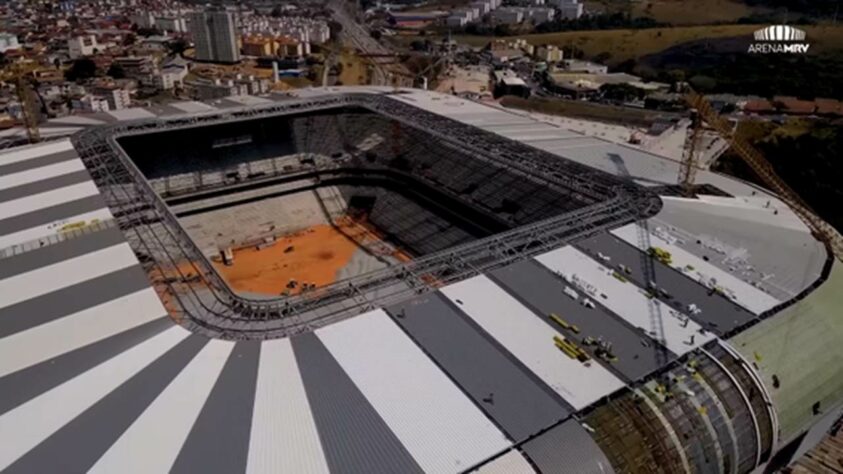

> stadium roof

[{"left": 0, "top": 87, "right": 838, "bottom": 473}]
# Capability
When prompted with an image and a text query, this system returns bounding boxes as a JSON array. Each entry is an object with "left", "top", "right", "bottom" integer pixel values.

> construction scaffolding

[{"left": 71, "top": 92, "right": 662, "bottom": 340}]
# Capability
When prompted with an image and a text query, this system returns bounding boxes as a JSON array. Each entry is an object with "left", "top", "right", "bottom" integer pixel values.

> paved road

[{"left": 328, "top": 0, "right": 410, "bottom": 86}]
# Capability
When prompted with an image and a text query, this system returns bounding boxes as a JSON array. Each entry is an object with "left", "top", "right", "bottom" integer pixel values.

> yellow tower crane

[
  {"left": 0, "top": 63, "right": 41, "bottom": 144},
  {"left": 678, "top": 91, "right": 843, "bottom": 261}
]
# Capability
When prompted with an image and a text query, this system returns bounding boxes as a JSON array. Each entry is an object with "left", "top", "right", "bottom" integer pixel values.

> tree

[
  {"left": 688, "top": 75, "right": 717, "bottom": 92},
  {"left": 136, "top": 26, "right": 162, "bottom": 37},
  {"left": 328, "top": 21, "right": 343, "bottom": 37},
  {"left": 410, "top": 40, "right": 426, "bottom": 52},
  {"left": 600, "top": 83, "right": 645, "bottom": 102},
  {"left": 167, "top": 38, "right": 189, "bottom": 55},
  {"left": 107, "top": 63, "right": 126, "bottom": 79},
  {"left": 593, "top": 51, "right": 612, "bottom": 64},
  {"left": 122, "top": 33, "right": 137, "bottom": 47},
  {"left": 65, "top": 58, "right": 97, "bottom": 81}
]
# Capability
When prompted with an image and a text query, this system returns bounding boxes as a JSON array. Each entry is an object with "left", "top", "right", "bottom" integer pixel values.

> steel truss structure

[{"left": 72, "top": 92, "right": 662, "bottom": 339}]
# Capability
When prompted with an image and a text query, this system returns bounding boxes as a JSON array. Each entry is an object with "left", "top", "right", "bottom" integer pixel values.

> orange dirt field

[{"left": 213, "top": 222, "right": 380, "bottom": 296}]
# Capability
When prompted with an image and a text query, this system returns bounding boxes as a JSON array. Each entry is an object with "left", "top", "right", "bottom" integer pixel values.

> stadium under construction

[{"left": 0, "top": 87, "right": 840, "bottom": 474}]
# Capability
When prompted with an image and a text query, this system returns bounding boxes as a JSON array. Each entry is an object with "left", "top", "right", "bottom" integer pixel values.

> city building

[
  {"left": 240, "top": 16, "right": 330, "bottom": 45},
  {"left": 131, "top": 12, "right": 156, "bottom": 28},
  {"left": 0, "top": 32, "right": 20, "bottom": 52},
  {"left": 112, "top": 56, "right": 157, "bottom": 79},
  {"left": 555, "top": 0, "right": 584, "bottom": 19},
  {"left": 561, "top": 59, "right": 609, "bottom": 74},
  {"left": 241, "top": 35, "right": 275, "bottom": 57},
  {"left": 92, "top": 83, "right": 131, "bottom": 110},
  {"left": 446, "top": 12, "right": 471, "bottom": 28},
  {"left": 492, "top": 8, "right": 524, "bottom": 25},
  {"left": 67, "top": 35, "right": 99, "bottom": 59},
  {"left": 156, "top": 16, "right": 188, "bottom": 34},
  {"left": 493, "top": 69, "right": 530, "bottom": 97},
  {"left": 523, "top": 7, "right": 555, "bottom": 24},
  {"left": 71, "top": 94, "right": 110, "bottom": 112},
  {"left": 536, "top": 44, "right": 563, "bottom": 62},
  {"left": 155, "top": 64, "right": 187, "bottom": 90},
  {"left": 190, "top": 8, "right": 241, "bottom": 64}
]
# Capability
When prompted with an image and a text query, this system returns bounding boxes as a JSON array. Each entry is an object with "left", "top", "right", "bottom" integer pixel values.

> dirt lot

[
  {"left": 212, "top": 224, "right": 361, "bottom": 296},
  {"left": 211, "top": 217, "right": 408, "bottom": 296}
]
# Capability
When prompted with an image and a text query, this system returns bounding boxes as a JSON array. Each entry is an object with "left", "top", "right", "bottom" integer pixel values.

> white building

[
  {"left": 68, "top": 35, "right": 99, "bottom": 59},
  {"left": 492, "top": 8, "right": 524, "bottom": 24},
  {"left": 536, "top": 44, "right": 563, "bottom": 62},
  {"left": 155, "top": 65, "right": 188, "bottom": 90},
  {"left": 561, "top": 59, "right": 608, "bottom": 74},
  {"left": 524, "top": 7, "right": 555, "bottom": 23},
  {"left": 0, "top": 32, "right": 20, "bottom": 52},
  {"left": 189, "top": 9, "right": 240, "bottom": 64},
  {"left": 92, "top": 86, "right": 131, "bottom": 110},
  {"left": 446, "top": 14, "right": 469, "bottom": 27},
  {"left": 556, "top": 0, "right": 584, "bottom": 19},
  {"left": 72, "top": 94, "right": 110, "bottom": 112},
  {"left": 471, "top": 1, "right": 491, "bottom": 15},
  {"left": 240, "top": 17, "right": 330, "bottom": 45},
  {"left": 156, "top": 16, "right": 188, "bottom": 33},
  {"left": 131, "top": 12, "right": 156, "bottom": 28}
]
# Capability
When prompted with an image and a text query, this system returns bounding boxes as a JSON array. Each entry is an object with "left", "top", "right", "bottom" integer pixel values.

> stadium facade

[{"left": 0, "top": 87, "right": 840, "bottom": 474}]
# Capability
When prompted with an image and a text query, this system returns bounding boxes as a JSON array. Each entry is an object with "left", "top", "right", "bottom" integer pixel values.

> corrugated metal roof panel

[
  {"left": 0, "top": 181, "right": 100, "bottom": 219},
  {"left": 440, "top": 275, "right": 626, "bottom": 410},
  {"left": 0, "top": 243, "right": 138, "bottom": 308},
  {"left": 535, "top": 247, "right": 716, "bottom": 355},
  {"left": 0, "top": 326, "right": 191, "bottom": 470},
  {"left": 0, "top": 140, "right": 75, "bottom": 166},
  {"left": 246, "top": 339, "right": 329, "bottom": 474},
  {"left": 293, "top": 333, "right": 424, "bottom": 474},
  {"left": 0, "top": 287, "right": 165, "bottom": 377},
  {"left": 611, "top": 223, "right": 780, "bottom": 315},
  {"left": 88, "top": 339, "right": 231, "bottom": 473},
  {"left": 474, "top": 449, "right": 535, "bottom": 474},
  {"left": 489, "top": 260, "right": 668, "bottom": 380},
  {"left": 318, "top": 309, "right": 510, "bottom": 473},
  {"left": 521, "top": 419, "right": 615, "bottom": 474},
  {"left": 388, "top": 293, "right": 571, "bottom": 441}
]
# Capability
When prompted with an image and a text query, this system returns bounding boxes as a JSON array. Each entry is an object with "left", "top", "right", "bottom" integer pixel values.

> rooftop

[{"left": 0, "top": 86, "right": 837, "bottom": 473}]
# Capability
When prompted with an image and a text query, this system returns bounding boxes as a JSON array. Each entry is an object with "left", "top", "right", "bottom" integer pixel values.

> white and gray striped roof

[
  {"left": 0, "top": 141, "right": 626, "bottom": 473},
  {"left": 0, "top": 90, "right": 831, "bottom": 473}
]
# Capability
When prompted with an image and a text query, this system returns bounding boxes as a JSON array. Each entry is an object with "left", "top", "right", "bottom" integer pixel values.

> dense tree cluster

[{"left": 715, "top": 121, "right": 843, "bottom": 233}]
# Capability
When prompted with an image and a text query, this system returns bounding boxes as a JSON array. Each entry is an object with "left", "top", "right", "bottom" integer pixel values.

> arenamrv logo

[{"left": 748, "top": 25, "right": 810, "bottom": 54}]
